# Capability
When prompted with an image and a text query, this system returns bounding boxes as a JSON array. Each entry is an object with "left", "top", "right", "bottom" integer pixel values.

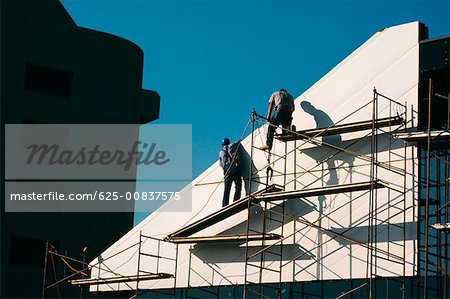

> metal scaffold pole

[
  {"left": 366, "top": 88, "right": 378, "bottom": 299},
  {"left": 402, "top": 100, "right": 408, "bottom": 299},
  {"left": 135, "top": 231, "right": 142, "bottom": 299},
  {"left": 424, "top": 78, "right": 432, "bottom": 299},
  {"left": 42, "top": 240, "right": 49, "bottom": 299},
  {"left": 243, "top": 110, "right": 256, "bottom": 298}
]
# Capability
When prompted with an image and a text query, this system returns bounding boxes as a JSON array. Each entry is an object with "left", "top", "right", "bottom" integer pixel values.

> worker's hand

[{"left": 266, "top": 117, "right": 270, "bottom": 122}]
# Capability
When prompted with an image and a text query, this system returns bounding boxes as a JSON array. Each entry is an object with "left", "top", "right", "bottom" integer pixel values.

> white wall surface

[{"left": 89, "top": 21, "right": 420, "bottom": 292}]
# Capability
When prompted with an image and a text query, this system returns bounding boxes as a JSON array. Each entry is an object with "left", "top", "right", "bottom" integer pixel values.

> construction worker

[
  {"left": 259, "top": 89, "right": 295, "bottom": 151},
  {"left": 219, "top": 138, "right": 242, "bottom": 207}
]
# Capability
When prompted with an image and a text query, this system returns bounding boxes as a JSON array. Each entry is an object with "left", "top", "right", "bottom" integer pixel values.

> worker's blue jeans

[
  {"left": 222, "top": 169, "right": 242, "bottom": 207},
  {"left": 266, "top": 109, "right": 293, "bottom": 150}
]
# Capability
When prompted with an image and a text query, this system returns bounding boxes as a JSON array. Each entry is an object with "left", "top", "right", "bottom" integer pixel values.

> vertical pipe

[
  {"left": 49, "top": 249, "right": 60, "bottom": 298},
  {"left": 260, "top": 135, "right": 271, "bottom": 297},
  {"left": 387, "top": 186, "right": 391, "bottom": 255},
  {"left": 135, "top": 232, "right": 142, "bottom": 299},
  {"left": 444, "top": 91, "right": 450, "bottom": 299},
  {"left": 259, "top": 209, "right": 267, "bottom": 296},
  {"left": 317, "top": 163, "right": 324, "bottom": 283},
  {"left": 402, "top": 101, "right": 407, "bottom": 299},
  {"left": 283, "top": 141, "right": 288, "bottom": 189},
  {"left": 294, "top": 139, "right": 297, "bottom": 190},
  {"left": 373, "top": 89, "right": 379, "bottom": 298},
  {"left": 293, "top": 138, "right": 297, "bottom": 295},
  {"left": 424, "top": 78, "right": 432, "bottom": 299},
  {"left": 292, "top": 220, "right": 296, "bottom": 285},
  {"left": 447, "top": 92, "right": 450, "bottom": 130},
  {"left": 97, "top": 256, "right": 101, "bottom": 293},
  {"left": 443, "top": 151, "right": 450, "bottom": 298},
  {"left": 247, "top": 111, "right": 255, "bottom": 197},
  {"left": 389, "top": 98, "right": 392, "bottom": 166},
  {"left": 187, "top": 246, "right": 193, "bottom": 296},
  {"left": 277, "top": 141, "right": 288, "bottom": 298},
  {"left": 243, "top": 111, "right": 255, "bottom": 299},
  {"left": 157, "top": 239, "right": 160, "bottom": 274},
  {"left": 410, "top": 103, "right": 419, "bottom": 299},
  {"left": 41, "top": 240, "right": 49, "bottom": 299},
  {"left": 186, "top": 247, "right": 193, "bottom": 298},
  {"left": 260, "top": 139, "right": 271, "bottom": 296},
  {"left": 367, "top": 88, "right": 377, "bottom": 299},
  {"left": 437, "top": 153, "right": 443, "bottom": 299},
  {"left": 80, "top": 252, "right": 86, "bottom": 299},
  {"left": 259, "top": 189, "right": 268, "bottom": 296},
  {"left": 413, "top": 107, "right": 421, "bottom": 299},
  {"left": 444, "top": 150, "right": 449, "bottom": 299},
  {"left": 173, "top": 244, "right": 178, "bottom": 299}
]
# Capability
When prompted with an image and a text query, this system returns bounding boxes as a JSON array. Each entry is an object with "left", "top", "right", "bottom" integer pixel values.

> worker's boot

[{"left": 259, "top": 145, "right": 270, "bottom": 151}]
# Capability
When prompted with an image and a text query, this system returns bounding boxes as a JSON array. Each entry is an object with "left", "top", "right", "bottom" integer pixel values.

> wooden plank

[
  {"left": 166, "top": 233, "right": 282, "bottom": 244},
  {"left": 276, "top": 116, "right": 404, "bottom": 142},
  {"left": 255, "top": 180, "right": 387, "bottom": 201},
  {"left": 431, "top": 223, "right": 450, "bottom": 232},
  {"left": 168, "top": 181, "right": 385, "bottom": 239},
  {"left": 68, "top": 273, "right": 173, "bottom": 286},
  {"left": 166, "top": 185, "right": 283, "bottom": 238},
  {"left": 395, "top": 130, "right": 450, "bottom": 142}
]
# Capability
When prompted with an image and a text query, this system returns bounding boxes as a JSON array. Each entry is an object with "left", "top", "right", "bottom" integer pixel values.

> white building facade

[{"left": 82, "top": 21, "right": 450, "bottom": 298}]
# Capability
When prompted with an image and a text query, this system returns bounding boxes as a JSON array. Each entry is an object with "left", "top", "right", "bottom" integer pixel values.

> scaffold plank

[
  {"left": 395, "top": 130, "right": 450, "bottom": 142},
  {"left": 431, "top": 223, "right": 450, "bottom": 232},
  {"left": 68, "top": 273, "right": 173, "bottom": 286},
  {"left": 166, "top": 233, "right": 282, "bottom": 244},
  {"left": 166, "top": 184, "right": 283, "bottom": 238},
  {"left": 168, "top": 181, "right": 385, "bottom": 239},
  {"left": 255, "top": 180, "right": 387, "bottom": 202},
  {"left": 276, "top": 116, "right": 404, "bottom": 142}
]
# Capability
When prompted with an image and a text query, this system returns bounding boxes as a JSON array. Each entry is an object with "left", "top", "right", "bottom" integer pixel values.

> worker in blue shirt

[
  {"left": 260, "top": 89, "right": 295, "bottom": 151},
  {"left": 219, "top": 138, "right": 242, "bottom": 207}
]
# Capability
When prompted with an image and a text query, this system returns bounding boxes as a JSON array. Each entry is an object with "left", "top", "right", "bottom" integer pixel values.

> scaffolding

[
  {"left": 41, "top": 232, "right": 178, "bottom": 299},
  {"left": 41, "top": 88, "right": 449, "bottom": 299},
  {"left": 164, "top": 88, "right": 412, "bottom": 298},
  {"left": 238, "top": 89, "right": 410, "bottom": 299},
  {"left": 406, "top": 80, "right": 450, "bottom": 299}
]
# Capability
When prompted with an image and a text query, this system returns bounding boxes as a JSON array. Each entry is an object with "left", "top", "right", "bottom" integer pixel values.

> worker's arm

[
  {"left": 218, "top": 150, "right": 225, "bottom": 170},
  {"left": 266, "top": 100, "right": 274, "bottom": 121}
]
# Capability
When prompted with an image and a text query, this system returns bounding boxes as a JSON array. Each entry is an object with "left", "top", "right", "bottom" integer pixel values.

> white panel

[{"left": 89, "top": 21, "right": 420, "bottom": 292}]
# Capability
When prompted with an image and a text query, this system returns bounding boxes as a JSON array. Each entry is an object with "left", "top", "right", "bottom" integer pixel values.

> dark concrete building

[{"left": 1, "top": 0, "right": 160, "bottom": 298}]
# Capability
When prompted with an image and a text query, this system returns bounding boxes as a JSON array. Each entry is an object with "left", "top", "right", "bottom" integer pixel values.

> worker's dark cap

[
  {"left": 221, "top": 138, "right": 230, "bottom": 145},
  {"left": 279, "top": 88, "right": 287, "bottom": 92}
]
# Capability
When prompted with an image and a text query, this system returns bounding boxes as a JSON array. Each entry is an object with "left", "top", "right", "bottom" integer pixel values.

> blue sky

[{"left": 61, "top": 0, "right": 449, "bottom": 178}]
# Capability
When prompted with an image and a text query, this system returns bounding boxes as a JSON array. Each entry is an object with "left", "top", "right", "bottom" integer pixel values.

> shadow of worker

[
  {"left": 300, "top": 101, "right": 355, "bottom": 186},
  {"left": 300, "top": 100, "right": 356, "bottom": 279}
]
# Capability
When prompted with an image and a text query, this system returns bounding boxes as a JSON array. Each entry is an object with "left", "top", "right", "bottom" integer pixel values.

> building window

[{"left": 24, "top": 63, "right": 72, "bottom": 98}]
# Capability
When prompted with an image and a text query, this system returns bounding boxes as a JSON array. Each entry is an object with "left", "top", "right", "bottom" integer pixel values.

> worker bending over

[{"left": 259, "top": 89, "right": 295, "bottom": 151}]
